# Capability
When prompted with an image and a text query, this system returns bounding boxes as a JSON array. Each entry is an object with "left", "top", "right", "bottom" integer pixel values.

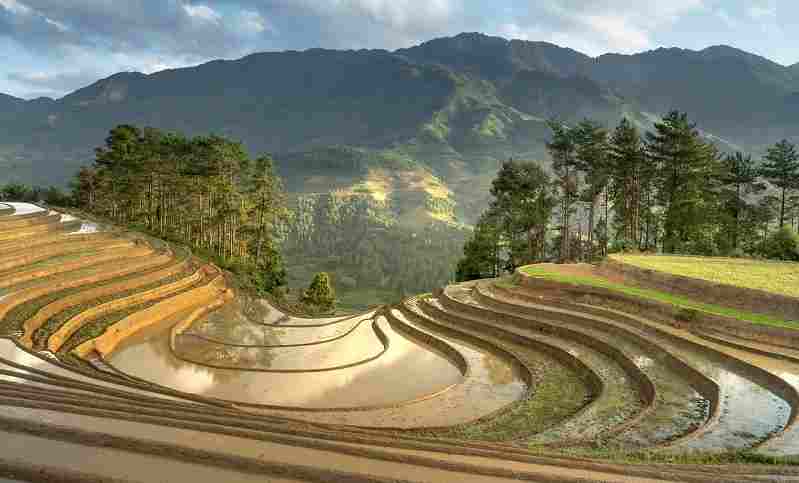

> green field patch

[
  {"left": 520, "top": 265, "right": 798, "bottom": 329},
  {"left": 611, "top": 254, "right": 799, "bottom": 299},
  {"left": 527, "top": 445, "right": 799, "bottom": 466},
  {"left": 418, "top": 361, "right": 589, "bottom": 442}
]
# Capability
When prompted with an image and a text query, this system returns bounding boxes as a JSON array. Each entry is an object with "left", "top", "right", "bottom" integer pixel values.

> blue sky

[{"left": 0, "top": 0, "right": 795, "bottom": 99}]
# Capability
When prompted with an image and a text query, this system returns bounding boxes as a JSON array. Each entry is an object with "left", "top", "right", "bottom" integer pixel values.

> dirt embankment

[{"left": 75, "top": 272, "right": 232, "bottom": 358}]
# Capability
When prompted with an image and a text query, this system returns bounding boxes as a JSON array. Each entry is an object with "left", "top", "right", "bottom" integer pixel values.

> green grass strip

[
  {"left": 416, "top": 363, "right": 589, "bottom": 442},
  {"left": 529, "top": 445, "right": 799, "bottom": 466},
  {"left": 520, "top": 266, "right": 798, "bottom": 330},
  {"left": 611, "top": 254, "right": 799, "bottom": 299}
]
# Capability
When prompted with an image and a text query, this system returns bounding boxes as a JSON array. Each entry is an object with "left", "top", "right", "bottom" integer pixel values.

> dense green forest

[
  {"left": 281, "top": 192, "right": 466, "bottom": 302},
  {"left": 67, "top": 125, "right": 290, "bottom": 295},
  {"left": 457, "top": 111, "right": 799, "bottom": 280}
]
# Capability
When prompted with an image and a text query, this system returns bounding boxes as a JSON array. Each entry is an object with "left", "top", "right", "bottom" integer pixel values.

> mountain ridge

[
  {"left": 5, "top": 33, "right": 798, "bottom": 102},
  {"left": 1, "top": 32, "right": 797, "bottom": 226}
]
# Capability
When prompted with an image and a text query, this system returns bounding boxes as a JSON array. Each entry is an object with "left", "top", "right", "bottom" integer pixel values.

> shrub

[
  {"left": 301, "top": 272, "right": 336, "bottom": 312},
  {"left": 762, "top": 227, "right": 799, "bottom": 261}
]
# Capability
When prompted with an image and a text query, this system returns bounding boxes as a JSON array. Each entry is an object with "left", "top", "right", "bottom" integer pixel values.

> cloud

[
  {"left": 715, "top": 9, "right": 739, "bottom": 29},
  {"left": 747, "top": 4, "right": 776, "bottom": 20},
  {"left": 0, "top": 0, "right": 31, "bottom": 15},
  {"left": 43, "top": 16, "right": 66, "bottom": 31},
  {"left": 237, "top": 9, "right": 271, "bottom": 34},
  {"left": 184, "top": 4, "right": 221, "bottom": 23},
  {"left": 497, "top": 0, "right": 706, "bottom": 55},
  {"left": 8, "top": 70, "right": 99, "bottom": 90},
  {"left": 0, "top": 0, "right": 792, "bottom": 99}
]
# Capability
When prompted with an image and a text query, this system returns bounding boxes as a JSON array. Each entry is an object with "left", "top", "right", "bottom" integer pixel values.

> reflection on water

[
  {"left": 2, "top": 203, "right": 46, "bottom": 216},
  {"left": 68, "top": 222, "right": 99, "bottom": 235},
  {"left": 185, "top": 312, "right": 370, "bottom": 348},
  {"left": 614, "top": 317, "right": 793, "bottom": 452},
  {"left": 110, "top": 315, "right": 464, "bottom": 409}
]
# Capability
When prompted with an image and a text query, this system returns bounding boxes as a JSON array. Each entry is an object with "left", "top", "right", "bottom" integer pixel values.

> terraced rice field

[{"left": 1, "top": 202, "right": 799, "bottom": 482}]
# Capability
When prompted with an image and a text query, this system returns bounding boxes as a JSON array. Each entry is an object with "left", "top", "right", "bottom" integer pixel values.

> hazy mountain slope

[
  {"left": 585, "top": 46, "right": 799, "bottom": 144},
  {"left": 1, "top": 32, "right": 798, "bottom": 224},
  {"left": 1, "top": 49, "right": 458, "bottom": 186},
  {"left": 0, "top": 93, "right": 24, "bottom": 111}
]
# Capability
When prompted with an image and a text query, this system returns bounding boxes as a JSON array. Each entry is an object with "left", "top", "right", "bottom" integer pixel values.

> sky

[{"left": 0, "top": 0, "right": 796, "bottom": 99}]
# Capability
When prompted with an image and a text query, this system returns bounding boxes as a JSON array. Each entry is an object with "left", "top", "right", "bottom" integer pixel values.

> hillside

[
  {"left": 2, "top": 204, "right": 799, "bottom": 480},
  {"left": 2, "top": 32, "right": 798, "bottom": 225}
]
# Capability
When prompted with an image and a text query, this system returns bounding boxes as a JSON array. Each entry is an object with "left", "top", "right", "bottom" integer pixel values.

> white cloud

[
  {"left": 0, "top": 0, "right": 31, "bottom": 15},
  {"left": 498, "top": 0, "right": 705, "bottom": 55},
  {"left": 581, "top": 13, "right": 650, "bottom": 51},
  {"left": 183, "top": 3, "right": 221, "bottom": 24},
  {"left": 44, "top": 16, "right": 67, "bottom": 31},
  {"left": 346, "top": 0, "right": 454, "bottom": 29},
  {"left": 747, "top": 5, "right": 776, "bottom": 20},
  {"left": 237, "top": 10, "right": 271, "bottom": 34},
  {"left": 715, "top": 9, "right": 738, "bottom": 29}
]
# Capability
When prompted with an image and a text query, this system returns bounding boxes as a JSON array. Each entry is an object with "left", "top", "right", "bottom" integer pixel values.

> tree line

[
  {"left": 70, "top": 125, "right": 289, "bottom": 294},
  {"left": 457, "top": 111, "right": 799, "bottom": 280},
  {"left": 0, "top": 183, "right": 71, "bottom": 206}
]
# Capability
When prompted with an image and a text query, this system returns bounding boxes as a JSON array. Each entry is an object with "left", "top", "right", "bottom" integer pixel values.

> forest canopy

[{"left": 71, "top": 125, "right": 289, "bottom": 294}]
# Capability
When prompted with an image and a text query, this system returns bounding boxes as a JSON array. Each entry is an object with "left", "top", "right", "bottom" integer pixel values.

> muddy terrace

[{"left": 0, "top": 202, "right": 798, "bottom": 482}]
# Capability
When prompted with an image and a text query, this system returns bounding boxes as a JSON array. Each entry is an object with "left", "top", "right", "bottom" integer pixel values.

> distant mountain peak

[
  {"left": 701, "top": 44, "right": 746, "bottom": 54},
  {"left": 62, "top": 71, "right": 147, "bottom": 106},
  {"left": 0, "top": 92, "right": 22, "bottom": 102},
  {"left": 699, "top": 44, "right": 777, "bottom": 65}
]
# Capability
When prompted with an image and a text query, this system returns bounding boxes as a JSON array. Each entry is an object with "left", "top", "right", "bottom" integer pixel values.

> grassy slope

[
  {"left": 520, "top": 265, "right": 798, "bottom": 329},
  {"left": 611, "top": 254, "right": 799, "bottom": 299}
]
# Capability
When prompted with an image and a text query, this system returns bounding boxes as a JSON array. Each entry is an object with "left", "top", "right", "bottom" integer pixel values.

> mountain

[
  {"left": 1, "top": 33, "right": 798, "bottom": 223},
  {"left": 0, "top": 93, "right": 23, "bottom": 108}
]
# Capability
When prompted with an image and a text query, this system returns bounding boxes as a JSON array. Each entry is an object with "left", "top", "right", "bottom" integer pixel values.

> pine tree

[
  {"left": 489, "top": 160, "right": 556, "bottom": 266},
  {"left": 546, "top": 121, "right": 579, "bottom": 262},
  {"left": 760, "top": 140, "right": 799, "bottom": 228},
  {"left": 573, "top": 119, "right": 610, "bottom": 259},
  {"left": 455, "top": 211, "right": 501, "bottom": 282},
  {"left": 647, "top": 111, "right": 720, "bottom": 253},
  {"left": 718, "top": 152, "right": 763, "bottom": 251},
  {"left": 301, "top": 272, "right": 336, "bottom": 311},
  {"left": 608, "top": 118, "right": 648, "bottom": 248}
]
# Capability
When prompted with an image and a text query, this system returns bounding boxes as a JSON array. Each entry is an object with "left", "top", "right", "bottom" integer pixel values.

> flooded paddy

[
  {"left": 561, "top": 302, "right": 792, "bottom": 452},
  {"left": 0, "top": 203, "right": 46, "bottom": 217},
  {"left": 109, "top": 311, "right": 466, "bottom": 410}
]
